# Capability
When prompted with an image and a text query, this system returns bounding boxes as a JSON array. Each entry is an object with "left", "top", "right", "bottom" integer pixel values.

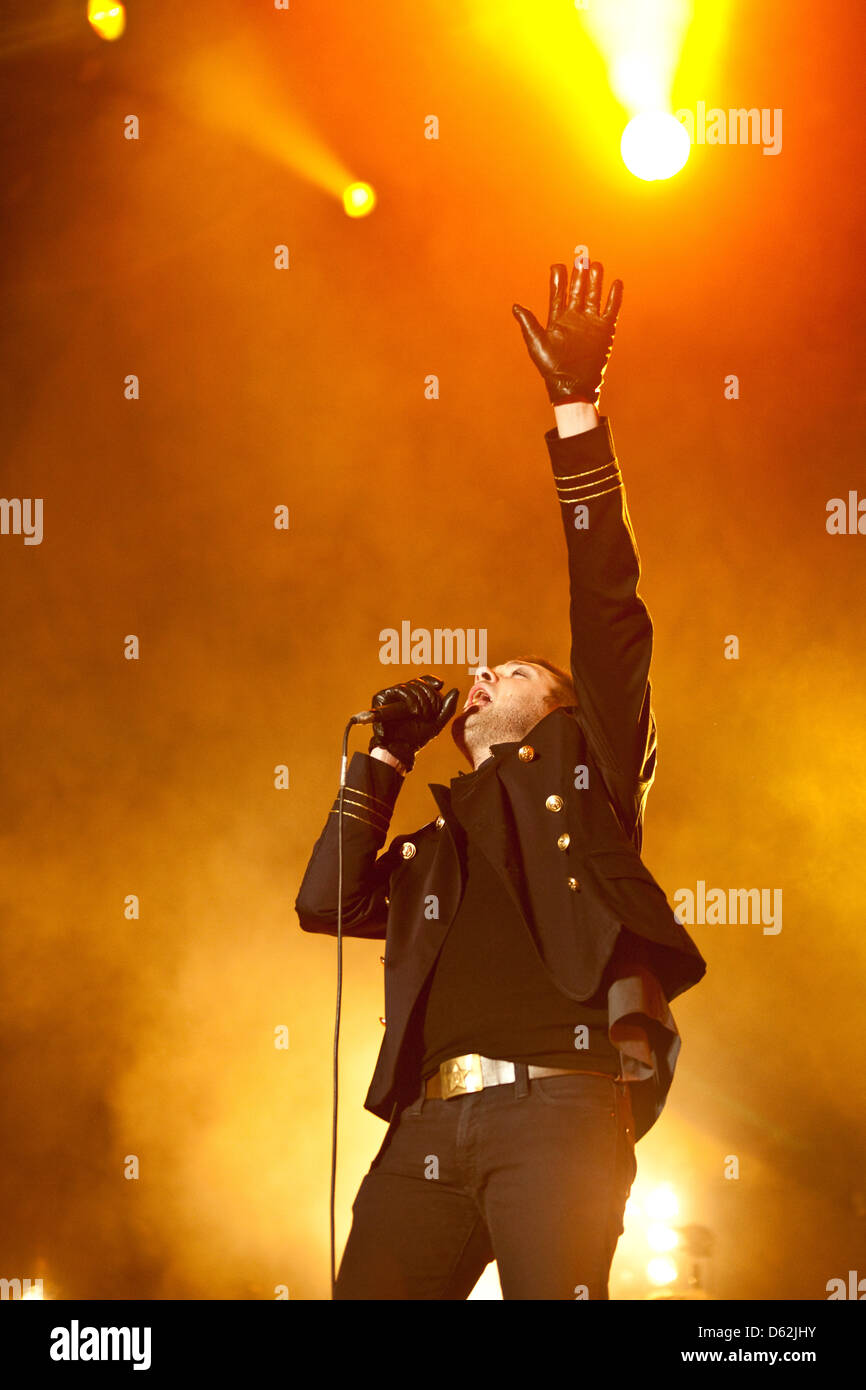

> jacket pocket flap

[{"left": 590, "top": 850, "right": 658, "bottom": 882}]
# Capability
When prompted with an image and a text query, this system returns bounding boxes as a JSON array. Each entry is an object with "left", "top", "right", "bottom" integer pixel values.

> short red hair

[{"left": 510, "top": 655, "right": 577, "bottom": 709}]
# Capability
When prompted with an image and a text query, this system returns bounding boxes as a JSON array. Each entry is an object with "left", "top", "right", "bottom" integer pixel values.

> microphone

[{"left": 349, "top": 702, "right": 413, "bottom": 726}]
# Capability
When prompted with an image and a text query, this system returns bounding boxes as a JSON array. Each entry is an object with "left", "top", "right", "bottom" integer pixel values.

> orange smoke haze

[{"left": 0, "top": 0, "right": 864, "bottom": 1299}]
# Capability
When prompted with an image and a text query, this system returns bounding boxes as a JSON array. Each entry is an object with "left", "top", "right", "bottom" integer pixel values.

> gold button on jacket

[
  {"left": 400, "top": 842, "right": 416, "bottom": 859},
  {"left": 518, "top": 745, "right": 535, "bottom": 762},
  {"left": 545, "top": 794, "right": 563, "bottom": 812},
  {"left": 557, "top": 833, "right": 570, "bottom": 850}
]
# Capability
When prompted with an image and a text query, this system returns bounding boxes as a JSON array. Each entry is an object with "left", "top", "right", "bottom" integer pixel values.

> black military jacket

[{"left": 295, "top": 418, "right": 707, "bottom": 1139}]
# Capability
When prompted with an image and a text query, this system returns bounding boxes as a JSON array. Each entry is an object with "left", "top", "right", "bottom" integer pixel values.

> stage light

[
  {"left": 620, "top": 112, "right": 690, "bottom": 181},
  {"left": 645, "top": 1182, "right": 679, "bottom": 1221},
  {"left": 343, "top": 182, "right": 376, "bottom": 218},
  {"left": 647, "top": 1255, "right": 678, "bottom": 1286},
  {"left": 87, "top": 2, "right": 125, "bottom": 41},
  {"left": 647, "top": 1223, "right": 679, "bottom": 1253},
  {"left": 612, "top": 53, "right": 667, "bottom": 114},
  {"left": 578, "top": 0, "right": 730, "bottom": 182}
]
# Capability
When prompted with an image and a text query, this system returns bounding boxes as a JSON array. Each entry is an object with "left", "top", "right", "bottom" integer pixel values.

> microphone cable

[
  {"left": 330, "top": 717, "right": 354, "bottom": 1300},
  {"left": 330, "top": 701, "right": 410, "bottom": 1297}
]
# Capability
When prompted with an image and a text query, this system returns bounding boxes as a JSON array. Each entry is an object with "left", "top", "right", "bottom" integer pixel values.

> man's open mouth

[{"left": 464, "top": 685, "right": 493, "bottom": 711}]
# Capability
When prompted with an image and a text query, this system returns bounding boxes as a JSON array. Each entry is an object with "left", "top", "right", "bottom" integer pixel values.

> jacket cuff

[
  {"left": 544, "top": 416, "right": 622, "bottom": 506},
  {"left": 327, "top": 751, "right": 403, "bottom": 836}
]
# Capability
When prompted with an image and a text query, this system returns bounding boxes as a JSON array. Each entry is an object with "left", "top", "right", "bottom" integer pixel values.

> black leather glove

[
  {"left": 368, "top": 674, "right": 459, "bottom": 773},
  {"left": 512, "top": 257, "right": 623, "bottom": 407}
]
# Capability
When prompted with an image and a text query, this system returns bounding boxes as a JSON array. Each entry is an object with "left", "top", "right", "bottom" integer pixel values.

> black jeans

[{"left": 334, "top": 1065, "right": 637, "bottom": 1300}]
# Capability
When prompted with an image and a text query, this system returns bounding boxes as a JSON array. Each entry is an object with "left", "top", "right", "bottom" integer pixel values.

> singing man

[{"left": 296, "top": 251, "right": 707, "bottom": 1300}]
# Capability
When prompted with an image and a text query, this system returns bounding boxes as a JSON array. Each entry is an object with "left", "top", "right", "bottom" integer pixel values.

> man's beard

[{"left": 451, "top": 697, "right": 552, "bottom": 763}]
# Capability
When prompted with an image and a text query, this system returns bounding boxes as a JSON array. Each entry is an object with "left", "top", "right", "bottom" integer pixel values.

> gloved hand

[
  {"left": 368, "top": 674, "right": 459, "bottom": 773},
  {"left": 512, "top": 256, "right": 623, "bottom": 407}
]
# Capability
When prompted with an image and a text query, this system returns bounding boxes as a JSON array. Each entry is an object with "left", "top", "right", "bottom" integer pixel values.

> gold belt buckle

[{"left": 439, "top": 1053, "right": 485, "bottom": 1098}]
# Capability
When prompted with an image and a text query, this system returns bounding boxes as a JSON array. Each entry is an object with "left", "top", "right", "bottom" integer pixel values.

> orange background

[{"left": 0, "top": 0, "right": 864, "bottom": 1298}]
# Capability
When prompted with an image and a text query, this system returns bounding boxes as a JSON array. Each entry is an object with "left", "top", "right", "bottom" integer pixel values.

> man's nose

[{"left": 475, "top": 666, "right": 495, "bottom": 683}]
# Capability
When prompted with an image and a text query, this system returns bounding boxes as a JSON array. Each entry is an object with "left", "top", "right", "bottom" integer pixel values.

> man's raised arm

[{"left": 513, "top": 254, "right": 656, "bottom": 848}]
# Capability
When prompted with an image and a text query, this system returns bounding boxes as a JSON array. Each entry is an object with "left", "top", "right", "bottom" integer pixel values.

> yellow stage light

[
  {"left": 87, "top": 2, "right": 125, "bottom": 41},
  {"left": 621, "top": 112, "right": 690, "bottom": 181},
  {"left": 584, "top": 0, "right": 693, "bottom": 107},
  {"left": 646, "top": 1182, "right": 680, "bottom": 1221},
  {"left": 647, "top": 1255, "right": 678, "bottom": 1286},
  {"left": 579, "top": 0, "right": 729, "bottom": 183},
  {"left": 468, "top": 0, "right": 729, "bottom": 185},
  {"left": 343, "top": 182, "right": 376, "bottom": 218},
  {"left": 647, "top": 1223, "right": 679, "bottom": 1252},
  {"left": 612, "top": 53, "right": 667, "bottom": 114}
]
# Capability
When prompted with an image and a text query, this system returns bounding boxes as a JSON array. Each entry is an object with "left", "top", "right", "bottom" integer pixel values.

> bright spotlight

[
  {"left": 647, "top": 1255, "right": 678, "bottom": 1286},
  {"left": 645, "top": 1183, "right": 680, "bottom": 1221},
  {"left": 87, "top": 2, "right": 126, "bottom": 40},
  {"left": 647, "top": 1223, "right": 679, "bottom": 1253},
  {"left": 342, "top": 182, "right": 376, "bottom": 218},
  {"left": 612, "top": 54, "right": 666, "bottom": 113},
  {"left": 621, "top": 112, "right": 690, "bottom": 181}
]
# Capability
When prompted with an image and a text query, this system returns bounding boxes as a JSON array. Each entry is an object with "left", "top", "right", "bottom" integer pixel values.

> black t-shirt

[{"left": 410, "top": 750, "right": 622, "bottom": 1080}]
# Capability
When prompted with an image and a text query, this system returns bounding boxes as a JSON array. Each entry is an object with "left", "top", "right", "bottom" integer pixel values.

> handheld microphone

[{"left": 349, "top": 702, "right": 413, "bottom": 725}]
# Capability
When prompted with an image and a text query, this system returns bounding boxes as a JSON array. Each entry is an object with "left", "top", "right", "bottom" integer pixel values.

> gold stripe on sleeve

[
  {"left": 331, "top": 794, "right": 390, "bottom": 827},
  {"left": 557, "top": 480, "right": 623, "bottom": 503},
  {"left": 328, "top": 807, "right": 389, "bottom": 831},
  {"left": 346, "top": 785, "right": 394, "bottom": 813},
  {"left": 554, "top": 461, "right": 620, "bottom": 482}
]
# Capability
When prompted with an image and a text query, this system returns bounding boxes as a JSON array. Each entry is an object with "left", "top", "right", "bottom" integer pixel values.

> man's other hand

[{"left": 513, "top": 254, "right": 623, "bottom": 408}]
